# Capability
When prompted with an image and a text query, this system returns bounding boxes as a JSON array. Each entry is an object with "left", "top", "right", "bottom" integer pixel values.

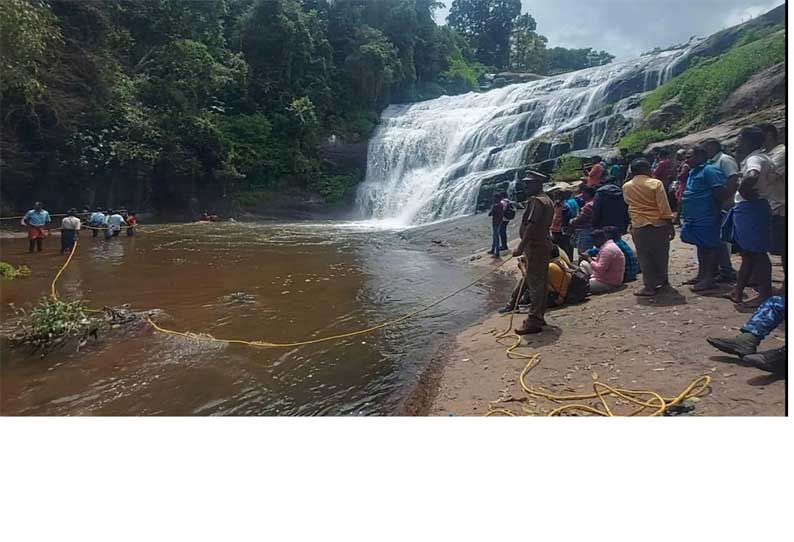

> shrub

[
  {"left": 0, "top": 261, "right": 31, "bottom": 279},
  {"left": 314, "top": 174, "right": 360, "bottom": 203},
  {"left": 12, "top": 297, "right": 100, "bottom": 353},
  {"left": 551, "top": 155, "right": 584, "bottom": 182},
  {"left": 617, "top": 128, "right": 669, "bottom": 155}
]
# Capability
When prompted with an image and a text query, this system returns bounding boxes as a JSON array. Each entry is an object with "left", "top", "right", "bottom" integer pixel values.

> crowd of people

[
  {"left": 492, "top": 122, "right": 786, "bottom": 376},
  {"left": 21, "top": 204, "right": 138, "bottom": 255}
]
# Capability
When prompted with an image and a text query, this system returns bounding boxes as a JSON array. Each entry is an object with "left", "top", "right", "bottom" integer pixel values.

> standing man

[
  {"left": 728, "top": 126, "right": 776, "bottom": 307},
  {"left": 487, "top": 193, "right": 505, "bottom": 259},
  {"left": 105, "top": 210, "right": 127, "bottom": 240},
  {"left": 680, "top": 146, "right": 730, "bottom": 293},
  {"left": 704, "top": 138, "right": 739, "bottom": 283},
  {"left": 499, "top": 192, "right": 513, "bottom": 251},
  {"left": 512, "top": 172, "right": 555, "bottom": 335},
  {"left": 622, "top": 158, "right": 675, "bottom": 296},
  {"left": 757, "top": 123, "right": 786, "bottom": 280},
  {"left": 88, "top": 207, "right": 106, "bottom": 238},
  {"left": 592, "top": 181, "right": 630, "bottom": 234},
  {"left": 60, "top": 208, "right": 81, "bottom": 255},
  {"left": 22, "top": 201, "right": 51, "bottom": 253}
]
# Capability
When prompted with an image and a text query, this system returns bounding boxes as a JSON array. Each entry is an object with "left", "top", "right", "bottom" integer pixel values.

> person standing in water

[
  {"left": 60, "top": 208, "right": 81, "bottom": 255},
  {"left": 512, "top": 171, "right": 554, "bottom": 335},
  {"left": 105, "top": 210, "right": 127, "bottom": 239},
  {"left": 22, "top": 201, "right": 51, "bottom": 253}
]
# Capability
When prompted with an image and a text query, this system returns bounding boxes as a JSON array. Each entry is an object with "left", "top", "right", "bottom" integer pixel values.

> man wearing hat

[{"left": 512, "top": 170, "right": 555, "bottom": 334}]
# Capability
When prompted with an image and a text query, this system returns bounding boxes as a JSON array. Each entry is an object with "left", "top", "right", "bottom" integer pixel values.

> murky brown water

[{"left": 1, "top": 221, "right": 507, "bottom": 415}]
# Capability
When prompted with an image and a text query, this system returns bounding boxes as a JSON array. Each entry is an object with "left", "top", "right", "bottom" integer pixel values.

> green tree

[{"left": 448, "top": 0, "right": 521, "bottom": 69}]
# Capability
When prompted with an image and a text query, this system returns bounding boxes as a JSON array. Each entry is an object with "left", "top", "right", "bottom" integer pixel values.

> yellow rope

[
  {"left": 146, "top": 256, "right": 515, "bottom": 348},
  {"left": 51, "top": 239, "right": 79, "bottom": 301},
  {"left": 486, "top": 271, "right": 712, "bottom": 416}
]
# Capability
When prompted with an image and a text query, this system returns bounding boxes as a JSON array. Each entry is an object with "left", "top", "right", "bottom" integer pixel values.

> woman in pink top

[{"left": 579, "top": 229, "right": 626, "bottom": 295}]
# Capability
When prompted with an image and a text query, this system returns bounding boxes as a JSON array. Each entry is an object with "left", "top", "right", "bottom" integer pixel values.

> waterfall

[{"left": 356, "top": 47, "right": 692, "bottom": 227}]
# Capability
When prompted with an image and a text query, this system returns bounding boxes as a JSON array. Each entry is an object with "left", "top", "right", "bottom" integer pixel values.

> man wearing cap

[{"left": 512, "top": 171, "right": 555, "bottom": 334}]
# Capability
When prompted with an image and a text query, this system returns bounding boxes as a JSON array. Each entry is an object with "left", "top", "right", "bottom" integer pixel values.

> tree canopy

[{"left": 0, "top": 0, "right": 613, "bottom": 215}]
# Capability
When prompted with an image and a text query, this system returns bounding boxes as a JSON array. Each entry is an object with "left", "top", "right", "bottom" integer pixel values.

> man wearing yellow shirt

[{"left": 622, "top": 158, "right": 676, "bottom": 297}]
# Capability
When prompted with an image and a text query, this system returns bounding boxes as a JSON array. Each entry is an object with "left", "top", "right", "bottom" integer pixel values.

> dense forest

[{"left": 0, "top": 0, "right": 614, "bottom": 216}]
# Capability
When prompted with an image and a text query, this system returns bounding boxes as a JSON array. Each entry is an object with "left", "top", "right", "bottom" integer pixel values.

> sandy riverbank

[{"left": 426, "top": 234, "right": 786, "bottom": 416}]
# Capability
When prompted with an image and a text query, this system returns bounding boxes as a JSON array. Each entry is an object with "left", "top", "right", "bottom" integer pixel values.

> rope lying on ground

[{"left": 486, "top": 274, "right": 712, "bottom": 416}]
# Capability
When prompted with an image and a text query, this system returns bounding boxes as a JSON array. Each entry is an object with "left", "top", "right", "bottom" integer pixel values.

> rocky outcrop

[
  {"left": 483, "top": 72, "right": 545, "bottom": 90},
  {"left": 647, "top": 104, "right": 786, "bottom": 153},
  {"left": 318, "top": 135, "right": 368, "bottom": 175},
  {"left": 645, "top": 98, "right": 684, "bottom": 129},
  {"left": 717, "top": 62, "right": 785, "bottom": 121}
]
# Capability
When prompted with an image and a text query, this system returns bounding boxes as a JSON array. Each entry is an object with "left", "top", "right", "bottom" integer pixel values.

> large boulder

[
  {"left": 717, "top": 62, "right": 785, "bottom": 121},
  {"left": 645, "top": 98, "right": 684, "bottom": 130}
]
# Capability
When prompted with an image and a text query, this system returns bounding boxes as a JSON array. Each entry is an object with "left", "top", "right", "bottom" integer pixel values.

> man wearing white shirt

[
  {"left": 758, "top": 123, "right": 786, "bottom": 280},
  {"left": 727, "top": 127, "right": 775, "bottom": 307},
  {"left": 60, "top": 209, "right": 81, "bottom": 255}
]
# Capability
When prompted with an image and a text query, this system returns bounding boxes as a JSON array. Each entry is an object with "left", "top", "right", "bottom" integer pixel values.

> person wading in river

[
  {"left": 22, "top": 201, "right": 51, "bottom": 253},
  {"left": 60, "top": 208, "right": 81, "bottom": 255},
  {"left": 512, "top": 171, "right": 554, "bottom": 335}
]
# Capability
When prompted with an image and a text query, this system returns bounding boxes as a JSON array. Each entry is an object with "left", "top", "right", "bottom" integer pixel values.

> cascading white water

[{"left": 356, "top": 47, "right": 693, "bottom": 227}]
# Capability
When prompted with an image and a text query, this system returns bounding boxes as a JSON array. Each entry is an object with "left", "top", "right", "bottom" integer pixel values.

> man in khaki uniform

[{"left": 512, "top": 171, "right": 555, "bottom": 334}]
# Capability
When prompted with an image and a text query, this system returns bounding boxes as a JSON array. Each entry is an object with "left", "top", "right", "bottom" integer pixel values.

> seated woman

[{"left": 579, "top": 229, "right": 625, "bottom": 295}]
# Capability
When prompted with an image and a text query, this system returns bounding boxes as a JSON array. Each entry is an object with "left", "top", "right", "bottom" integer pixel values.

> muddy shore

[{"left": 419, "top": 233, "right": 786, "bottom": 416}]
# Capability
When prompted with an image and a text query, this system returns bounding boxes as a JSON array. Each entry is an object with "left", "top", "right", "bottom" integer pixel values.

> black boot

[
  {"left": 743, "top": 348, "right": 787, "bottom": 375},
  {"left": 707, "top": 332, "right": 760, "bottom": 357}
]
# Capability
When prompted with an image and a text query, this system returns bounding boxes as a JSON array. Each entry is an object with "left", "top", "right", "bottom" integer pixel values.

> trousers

[
  {"left": 632, "top": 225, "right": 670, "bottom": 289},
  {"left": 522, "top": 243, "right": 551, "bottom": 324},
  {"left": 742, "top": 295, "right": 786, "bottom": 339}
]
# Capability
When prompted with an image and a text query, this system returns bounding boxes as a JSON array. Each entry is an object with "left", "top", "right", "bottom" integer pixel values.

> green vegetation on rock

[
  {"left": 0, "top": 262, "right": 31, "bottom": 280},
  {"left": 551, "top": 155, "right": 583, "bottom": 182},
  {"left": 12, "top": 297, "right": 98, "bottom": 353},
  {"left": 619, "top": 28, "right": 784, "bottom": 152}
]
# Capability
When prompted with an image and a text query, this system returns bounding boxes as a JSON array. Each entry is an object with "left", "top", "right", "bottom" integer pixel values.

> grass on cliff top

[{"left": 641, "top": 31, "right": 785, "bottom": 126}]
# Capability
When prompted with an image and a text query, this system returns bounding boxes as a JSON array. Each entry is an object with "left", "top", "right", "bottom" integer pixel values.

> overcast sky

[{"left": 434, "top": 0, "right": 785, "bottom": 60}]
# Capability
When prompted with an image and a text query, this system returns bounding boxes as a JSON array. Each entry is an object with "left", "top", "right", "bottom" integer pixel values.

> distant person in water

[
  {"left": 60, "top": 208, "right": 81, "bottom": 254},
  {"left": 126, "top": 211, "right": 137, "bottom": 236},
  {"left": 487, "top": 193, "right": 505, "bottom": 258},
  {"left": 105, "top": 210, "right": 127, "bottom": 239},
  {"left": 22, "top": 201, "right": 51, "bottom": 253},
  {"left": 512, "top": 171, "right": 555, "bottom": 334},
  {"left": 88, "top": 207, "right": 106, "bottom": 237}
]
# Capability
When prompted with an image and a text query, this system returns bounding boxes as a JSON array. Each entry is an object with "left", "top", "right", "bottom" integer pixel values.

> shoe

[
  {"left": 487, "top": 250, "right": 494, "bottom": 255},
  {"left": 498, "top": 304, "right": 515, "bottom": 314},
  {"left": 707, "top": 332, "right": 760, "bottom": 357},
  {"left": 515, "top": 323, "right": 542, "bottom": 335},
  {"left": 500, "top": 246, "right": 509, "bottom": 251},
  {"left": 691, "top": 281, "right": 717, "bottom": 293},
  {"left": 633, "top": 288, "right": 658, "bottom": 297},
  {"left": 743, "top": 348, "right": 787, "bottom": 375},
  {"left": 716, "top": 275, "right": 737, "bottom": 284},
  {"left": 682, "top": 277, "right": 700, "bottom": 285}
]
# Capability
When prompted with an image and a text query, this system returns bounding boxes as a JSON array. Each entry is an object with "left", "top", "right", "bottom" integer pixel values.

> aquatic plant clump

[
  {"left": 0, "top": 262, "right": 31, "bottom": 279},
  {"left": 12, "top": 297, "right": 101, "bottom": 353}
]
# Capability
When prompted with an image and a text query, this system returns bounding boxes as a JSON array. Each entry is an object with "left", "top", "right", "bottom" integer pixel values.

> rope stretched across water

[{"left": 49, "top": 234, "right": 712, "bottom": 415}]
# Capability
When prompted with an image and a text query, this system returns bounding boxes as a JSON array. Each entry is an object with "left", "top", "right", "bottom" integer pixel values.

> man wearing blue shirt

[
  {"left": 88, "top": 207, "right": 106, "bottom": 238},
  {"left": 22, "top": 201, "right": 51, "bottom": 253},
  {"left": 680, "top": 146, "right": 732, "bottom": 293}
]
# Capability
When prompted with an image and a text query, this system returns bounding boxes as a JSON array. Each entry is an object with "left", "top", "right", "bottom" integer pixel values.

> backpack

[
  {"left": 503, "top": 203, "right": 516, "bottom": 220},
  {"left": 564, "top": 267, "right": 590, "bottom": 304}
]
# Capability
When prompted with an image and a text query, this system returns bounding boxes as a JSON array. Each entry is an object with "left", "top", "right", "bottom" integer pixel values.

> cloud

[{"left": 434, "top": 0, "right": 784, "bottom": 60}]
